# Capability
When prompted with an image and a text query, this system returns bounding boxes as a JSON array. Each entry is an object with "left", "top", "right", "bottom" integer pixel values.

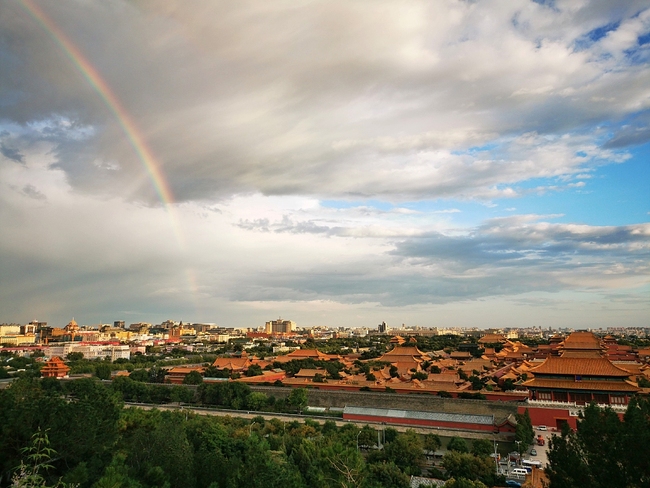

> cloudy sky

[{"left": 1, "top": 0, "right": 648, "bottom": 329}]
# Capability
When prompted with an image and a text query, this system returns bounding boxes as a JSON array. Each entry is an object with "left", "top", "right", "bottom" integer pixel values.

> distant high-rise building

[
  {"left": 265, "top": 318, "right": 294, "bottom": 334},
  {"left": 114, "top": 320, "right": 125, "bottom": 329},
  {"left": 377, "top": 321, "right": 388, "bottom": 334}
]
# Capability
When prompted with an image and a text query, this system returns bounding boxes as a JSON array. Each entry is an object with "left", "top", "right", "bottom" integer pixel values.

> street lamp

[
  {"left": 515, "top": 440, "right": 522, "bottom": 462},
  {"left": 356, "top": 430, "right": 362, "bottom": 451},
  {"left": 249, "top": 420, "right": 257, "bottom": 437}
]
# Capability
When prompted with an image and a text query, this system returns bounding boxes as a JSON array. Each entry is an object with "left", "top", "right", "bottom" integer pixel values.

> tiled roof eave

[{"left": 522, "top": 378, "right": 639, "bottom": 392}]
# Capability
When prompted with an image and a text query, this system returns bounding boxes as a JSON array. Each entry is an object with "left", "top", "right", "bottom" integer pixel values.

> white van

[{"left": 511, "top": 468, "right": 528, "bottom": 476}]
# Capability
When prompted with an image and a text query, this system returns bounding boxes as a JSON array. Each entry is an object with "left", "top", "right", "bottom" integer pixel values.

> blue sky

[{"left": 0, "top": 0, "right": 648, "bottom": 329}]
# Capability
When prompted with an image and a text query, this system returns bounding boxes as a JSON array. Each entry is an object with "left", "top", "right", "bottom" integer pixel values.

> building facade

[{"left": 265, "top": 318, "right": 295, "bottom": 334}]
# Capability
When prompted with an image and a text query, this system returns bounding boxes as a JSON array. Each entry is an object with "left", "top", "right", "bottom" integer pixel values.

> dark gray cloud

[
  {"left": 223, "top": 216, "right": 650, "bottom": 307},
  {"left": 0, "top": 143, "right": 24, "bottom": 163},
  {"left": 603, "top": 112, "right": 650, "bottom": 148},
  {"left": 392, "top": 217, "right": 650, "bottom": 270},
  {"left": 20, "top": 184, "right": 46, "bottom": 200}
]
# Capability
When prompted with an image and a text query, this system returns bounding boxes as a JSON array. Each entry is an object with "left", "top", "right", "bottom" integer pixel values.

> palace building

[
  {"left": 40, "top": 356, "right": 70, "bottom": 378},
  {"left": 522, "top": 331, "right": 639, "bottom": 406}
]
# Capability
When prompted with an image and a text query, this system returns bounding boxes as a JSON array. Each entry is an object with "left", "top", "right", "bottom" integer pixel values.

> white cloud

[
  {"left": 1, "top": 1, "right": 649, "bottom": 328},
  {"left": 1, "top": 1, "right": 648, "bottom": 202}
]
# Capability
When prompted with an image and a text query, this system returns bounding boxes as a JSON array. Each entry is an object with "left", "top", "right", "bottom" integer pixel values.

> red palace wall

[
  {"left": 342, "top": 413, "right": 496, "bottom": 432},
  {"left": 519, "top": 405, "right": 626, "bottom": 431},
  {"left": 519, "top": 406, "right": 578, "bottom": 431}
]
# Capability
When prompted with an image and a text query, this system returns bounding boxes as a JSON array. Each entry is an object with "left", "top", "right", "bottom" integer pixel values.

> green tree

[
  {"left": 442, "top": 451, "right": 494, "bottom": 485},
  {"left": 246, "top": 392, "right": 269, "bottom": 411},
  {"left": 245, "top": 364, "right": 263, "bottom": 377},
  {"left": 471, "top": 439, "right": 492, "bottom": 457},
  {"left": 545, "top": 399, "right": 650, "bottom": 488},
  {"left": 94, "top": 363, "right": 112, "bottom": 381},
  {"left": 382, "top": 430, "right": 424, "bottom": 475},
  {"left": 447, "top": 436, "right": 469, "bottom": 453},
  {"left": 443, "top": 478, "right": 488, "bottom": 488},
  {"left": 182, "top": 371, "right": 203, "bottom": 385},
  {"left": 65, "top": 352, "right": 84, "bottom": 362},
  {"left": 469, "top": 376, "right": 483, "bottom": 391},
  {"left": 357, "top": 425, "right": 376, "bottom": 449},
  {"left": 515, "top": 409, "right": 534, "bottom": 451},
  {"left": 287, "top": 388, "right": 308, "bottom": 413},
  {"left": 10, "top": 429, "right": 72, "bottom": 488},
  {"left": 424, "top": 433, "right": 441, "bottom": 453},
  {"left": 546, "top": 423, "right": 592, "bottom": 488},
  {"left": 128, "top": 369, "right": 149, "bottom": 382},
  {"left": 365, "top": 462, "right": 409, "bottom": 488}
]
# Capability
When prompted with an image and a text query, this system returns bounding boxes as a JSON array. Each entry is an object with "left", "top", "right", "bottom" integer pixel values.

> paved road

[{"left": 529, "top": 427, "right": 551, "bottom": 467}]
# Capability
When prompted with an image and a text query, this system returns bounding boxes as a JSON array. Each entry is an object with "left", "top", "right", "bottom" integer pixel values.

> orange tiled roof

[
  {"left": 560, "top": 331, "right": 604, "bottom": 351},
  {"left": 426, "top": 373, "right": 457, "bottom": 383},
  {"left": 285, "top": 349, "right": 331, "bottom": 359},
  {"left": 381, "top": 345, "right": 427, "bottom": 357},
  {"left": 41, "top": 356, "right": 70, "bottom": 376},
  {"left": 295, "top": 368, "right": 325, "bottom": 377},
  {"left": 450, "top": 351, "right": 472, "bottom": 359},
  {"left": 529, "top": 356, "right": 632, "bottom": 377},
  {"left": 612, "top": 363, "right": 643, "bottom": 375},
  {"left": 561, "top": 350, "right": 604, "bottom": 358},
  {"left": 478, "top": 334, "right": 507, "bottom": 344},
  {"left": 212, "top": 357, "right": 251, "bottom": 371},
  {"left": 167, "top": 366, "right": 205, "bottom": 374},
  {"left": 522, "top": 377, "right": 640, "bottom": 392}
]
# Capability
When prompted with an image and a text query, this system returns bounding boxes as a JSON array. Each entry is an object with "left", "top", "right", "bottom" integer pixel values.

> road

[{"left": 529, "top": 427, "right": 551, "bottom": 467}]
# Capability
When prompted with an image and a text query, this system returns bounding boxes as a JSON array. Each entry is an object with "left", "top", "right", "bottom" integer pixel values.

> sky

[{"left": 0, "top": 0, "right": 648, "bottom": 330}]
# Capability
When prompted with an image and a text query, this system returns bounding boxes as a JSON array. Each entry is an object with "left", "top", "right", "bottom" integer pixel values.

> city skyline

[{"left": 1, "top": 1, "right": 648, "bottom": 329}]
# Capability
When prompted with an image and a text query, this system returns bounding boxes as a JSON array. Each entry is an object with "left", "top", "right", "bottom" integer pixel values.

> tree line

[{"left": 1, "top": 377, "right": 507, "bottom": 488}]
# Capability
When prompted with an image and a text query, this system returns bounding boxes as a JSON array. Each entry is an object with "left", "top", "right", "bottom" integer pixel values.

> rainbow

[{"left": 19, "top": 0, "right": 184, "bottom": 246}]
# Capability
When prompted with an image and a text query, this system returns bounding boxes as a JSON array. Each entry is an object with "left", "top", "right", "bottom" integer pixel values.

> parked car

[
  {"left": 538, "top": 425, "right": 547, "bottom": 431},
  {"left": 530, "top": 448, "right": 537, "bottom": 456}
]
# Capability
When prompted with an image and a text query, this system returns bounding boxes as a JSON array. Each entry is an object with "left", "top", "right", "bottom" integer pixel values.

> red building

[
  {"left": 521, "top": 331, "right": 640, "bottom": 430},
  {"left": 523, "top": 332, "right": 639, "bottom": 406},
  {"left": 40, "top": 356, "right": 70, "bottom": 378}
]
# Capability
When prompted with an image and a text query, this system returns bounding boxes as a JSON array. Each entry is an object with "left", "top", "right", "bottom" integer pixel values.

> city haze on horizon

[{"left": 1, "top": 1, "right": 648, "bottom": 329}]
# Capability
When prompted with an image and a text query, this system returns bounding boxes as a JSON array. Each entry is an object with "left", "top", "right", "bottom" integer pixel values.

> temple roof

[
  {"left": 529, "top": 356, "right": 633, "bottom": 377},
  {"left": 560, "top": 331, "right": 604, "bottom": 352},
  {"left": 281, "top": 348, "right": 331, "bottom": 360},
  {"left": 381, "top": 345, "right": 427, "bottom": 358},
  {"left": 294, "top": 368, "right": 325, "bottom": 377},
  {"left": 522, "top": 377, "right": 640, "bottom": 392},
  {"left": 478, "top": 333, "right": 508, "bottom": 344},
  {"left": 212, "top": 357, "right": 251, "bottom": 370}
]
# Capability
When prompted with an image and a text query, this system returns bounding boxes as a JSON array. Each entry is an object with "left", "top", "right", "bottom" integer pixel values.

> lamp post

[
  {"left": 493, "top": 440, "right": 499, "bottom": 474},
  {"left": 515, "top": 440, "right": 522, "bottom": 463},
  {"left": 357, "top": 430, "right": 362, "bottom": 451}
]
